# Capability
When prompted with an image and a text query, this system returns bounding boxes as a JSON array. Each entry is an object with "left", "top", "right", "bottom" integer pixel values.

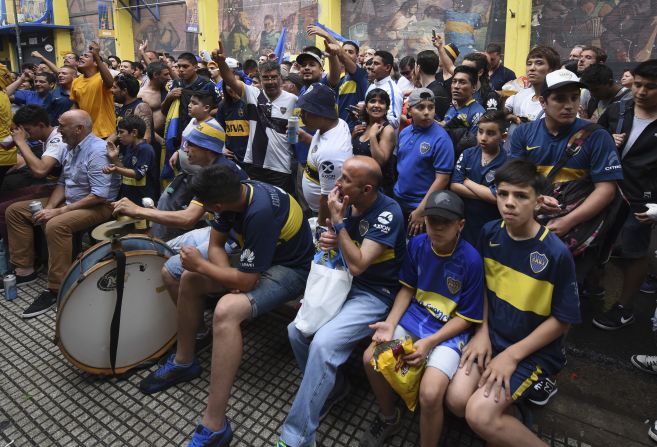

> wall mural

[
  {"left": 217, "top": 0, "right": 318, "bottom": 61},
  {"left": 341, "top": 0, "right": 507, "bottom": 59},
  {"left": 531, "top": 0, "right": 657, "bottom": 63}
]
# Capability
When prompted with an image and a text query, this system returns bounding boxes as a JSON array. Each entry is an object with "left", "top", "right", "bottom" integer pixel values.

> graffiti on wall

[
  {"left": 341, "top": 0, "right": 506, "bottom": 58},
  {"left": 217, "top": 0, "right": 318, "bottom": 61},
  {"left": 70, "top": 16, "right": 116, "bottom": 58},
  {"left": 17, "top": 0, "right": 49, "bottom": 22},
  {"left": 531, "top": 0, "right": 657, "bottom": 63},
  {"left": 132, "top": 4, "right": 198, "bottom": 57}
]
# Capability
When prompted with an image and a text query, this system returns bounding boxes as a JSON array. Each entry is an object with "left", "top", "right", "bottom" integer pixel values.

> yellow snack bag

[{"left": 371, "top": 336, "right": 426, "bottom": 411}]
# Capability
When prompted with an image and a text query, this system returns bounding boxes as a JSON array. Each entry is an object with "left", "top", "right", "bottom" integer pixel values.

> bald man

[
  {"left": 4, "top": 110, "right": 121, "bottom": 319},
  {"left": 277, "top": 156, "right": 407, "bottom": 447}
]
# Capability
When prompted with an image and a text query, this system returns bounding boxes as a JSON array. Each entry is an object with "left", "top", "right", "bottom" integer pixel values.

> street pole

[{"left": 12, "top": 0, "right": 22, "bottom": 70}]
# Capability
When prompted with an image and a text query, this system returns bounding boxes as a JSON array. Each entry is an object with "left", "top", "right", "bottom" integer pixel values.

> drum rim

[{"left": 56, "top": 247, "right": 177, "bottom": 375}]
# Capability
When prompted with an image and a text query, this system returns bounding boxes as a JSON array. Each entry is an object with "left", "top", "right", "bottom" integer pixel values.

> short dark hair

[
  {"left": 191, "top": 164, "right": 243, "bottom": 204},
  {"left": 399, "top": 55, "right": 415, "bottom": 70},
  {"left": 13, "top": 105, "right": 50, "bottom": 127},
  {"left": 374, "top": 50, "right": 394, "bottom": 68},
  {"left": 494, "top": 159, "right": 547, "bottom": 194},
  {"left": 146, "top": 61, "right": 168, "bottom": 79},
  {"left": 478, "top": 110, "right": 508, "bottom": 132},
  {"left": 117, "top": 115, "right": 147, "bottom": 138},
  {"left": 527, "top": 45, "right": 561, "bottom": 71},
  {"left": 485, "top": 43, "right": 503, "bottom": 54},
  {"left": 453, "top": 65, "right": 478, "bottom": 86},
  {"left": 581, "top": 45, "right": 607, "bottom": 63},
  {"left": 632, "top": 59, "right": 657, "bottom": 80},
  {"left": 343, "top": 40, "right": 360, "bottom": 53},
  {"left": 108, "top": 55, "right": 121, "bottom": 63},
  {"left": 122, "top": 60, "right": 135, "bottom": 70},
  {"left": 416, "top": 50, "right": 439, "bottom": 75},
  {"left": 243, "top": 59, "right": 258, "bottom": 72},
  {"left": 134, "top": 61, "right": 145, "bottom": 72},
  {"left": 190, "top": 90, "right": 216, "bottom": 108},
  {"left": 580, "top": 64, "right": 614, "bottom": 87},
  {"left": 177, "top": 52, "right": 198, "bottom": 65},
  {"left": 21, "top": 63, "right": 36, "bottom": 72},
  {"left": 259, "top": 61, "right": 281, "bottom": 76},
  {"left": 36, "top": 72, "right": 57, "bottom": 85},
  {"left": 114, "top": 73, "right": 140, "bottom": 97}
]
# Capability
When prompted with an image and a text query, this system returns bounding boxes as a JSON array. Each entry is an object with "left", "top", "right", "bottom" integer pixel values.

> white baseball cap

[{"left": 541, "top": 68, "right": 585, "bottom": 96}]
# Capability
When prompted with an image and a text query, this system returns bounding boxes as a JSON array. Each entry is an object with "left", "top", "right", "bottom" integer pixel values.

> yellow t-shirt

[
  {"left": 71, "top": 72, "right": 116, "bottom": 138},
  {"left": 0, "top": 91, "right": 15, "bottom": 166}
]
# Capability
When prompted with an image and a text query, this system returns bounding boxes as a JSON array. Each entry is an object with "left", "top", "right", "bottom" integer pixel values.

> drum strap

[{"left": 109, "top": 248, "right": 127, "bottom": 376}]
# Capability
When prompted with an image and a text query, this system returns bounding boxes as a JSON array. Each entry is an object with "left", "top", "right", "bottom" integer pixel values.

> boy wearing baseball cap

[
  {"left": 361, "top": 190, "right": 484, "bottom": 447},
  {"left": 394, "top": 88, "right": 454, "bottom": 236}
]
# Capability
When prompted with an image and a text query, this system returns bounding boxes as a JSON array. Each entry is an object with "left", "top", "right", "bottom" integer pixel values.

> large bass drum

[{"left": 55, "top": 235, "right": 177, "bottom": 375}]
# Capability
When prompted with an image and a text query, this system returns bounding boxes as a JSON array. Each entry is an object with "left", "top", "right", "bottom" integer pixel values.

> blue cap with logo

[
  {"left": 186, "top": 121, "right": 226, "bottom": 154},
  {"left": 296, "top": 83, "right": 338, "bottom": 120}
]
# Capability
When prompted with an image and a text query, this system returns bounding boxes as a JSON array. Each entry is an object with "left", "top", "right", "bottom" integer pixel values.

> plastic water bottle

[{"left": 0, "top": 239, "right": 9, "bottom": 276}]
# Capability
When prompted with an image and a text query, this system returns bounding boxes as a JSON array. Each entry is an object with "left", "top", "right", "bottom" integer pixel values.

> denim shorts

[
  {"left": 164, "top": 227, "right": 212, "bottom": 280},
  {"left": 245, "top": 264, "right": 309, "bottom": 319}
]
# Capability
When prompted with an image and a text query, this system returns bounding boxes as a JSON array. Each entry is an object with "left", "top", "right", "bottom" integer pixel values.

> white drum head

[{"left": 57, "top": 252, "right": 176, "bottom": 374}]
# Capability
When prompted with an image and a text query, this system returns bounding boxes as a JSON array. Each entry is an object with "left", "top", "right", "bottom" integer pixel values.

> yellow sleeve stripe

[
  {"left": 537, "top": 165, "right": 588, "bottom": 183},
  {"left": 279, "top": 194, "right": 304, "bottom": 242},
  {"left": 190, "top": 199, "right": 204, "bottom": 207},
  {"left": 399, "top": 280, "right": 416, "bottom": 290},
  {"left": 484, "top": 257, "right": 553, "bottom": 317},
  {"left": 122, "top": 176, "right": 146, "bottom": 186},
  {"left": 455, "top": 312, "right": 483, "bottom": 324},
  {"left": 372, "top": 248, "right": 395, "bottom": 264}
]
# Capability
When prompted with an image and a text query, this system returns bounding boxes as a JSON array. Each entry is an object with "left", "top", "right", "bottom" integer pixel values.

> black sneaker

[
  {"left": 0, "top": 271, "right": 38, "bottom": 290},
  {"left": 319, "top": 372, "right": 351, "bottom": 421},
  {"left": 22, "top": 289, "right": 57, "bottom": 318},
  {"left": 640, "top": 275, "right": 657, "bottom": 294},
  {"left": 592, "top": 303, "right": 635, "bottom": 330},
  {"left": 526, "top": 377, "right": 558, "bottom": 406},
  {"left": 358, "top": 408, "right": 402, "bottom": 447}
]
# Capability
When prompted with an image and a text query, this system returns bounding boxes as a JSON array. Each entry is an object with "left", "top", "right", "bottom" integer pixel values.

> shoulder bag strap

[{"left": 544, "top": 123, "right": 600, "bottom": 191}]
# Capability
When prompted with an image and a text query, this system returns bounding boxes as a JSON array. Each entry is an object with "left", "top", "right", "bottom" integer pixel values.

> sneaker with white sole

[
  {"left": 641, "top": 275, "right": 657, "bottom": 294},
  {"left": 359, "top": 408, "right": 402, "bottom": 447},
  {"left": 649, "top": 419, "right": 657, "bottom": 443},
  {"left": 592, "top": 303, "right": 635, "bottom": 330},
  {"left": 21, "top": 289, "right": 57, "bottom": 318},
  {"left": 631, "top": 355, "right": 657, "bottom": 375},
  {"left": 527, "top": 377, "right": 558, "bottom": 406}
]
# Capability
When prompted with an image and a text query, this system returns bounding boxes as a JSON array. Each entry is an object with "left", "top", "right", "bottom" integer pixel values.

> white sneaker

[
  {"left": 631, "top": 355, "right": 657, "bottom": 375},
  {"left": 649, "top": 419, "right": 657, "bottom": 443}
]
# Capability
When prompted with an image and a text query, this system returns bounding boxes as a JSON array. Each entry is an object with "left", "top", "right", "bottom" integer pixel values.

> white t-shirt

[
  {"left": 505, "top": 87, "right": 543, "bottom": 121},
  {"left": 367, "top": 76, "right": 403, "bottom": 129},
  {"left": 177, "top": 117, "right": 221, "bottom": 174},
  {"left": 302, "top": 119, "right": 352, "bottom": 212},
  {"left": 242, "top": 84, "right": 297, "bottom": 174},
  {"left": 43, "top": 127, "right": 67, "bottom": 164},
  {"left": 397, "top": 76, "right": 414, "bottom": 93}
]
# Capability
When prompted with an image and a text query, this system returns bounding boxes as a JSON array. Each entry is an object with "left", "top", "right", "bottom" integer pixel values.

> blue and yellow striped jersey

[
  {"left": 211, "top": 181, "right": 314, "bottom": 273},
  {"left": 478, "top": 220, "right": 581, "bottom": 374},
  {"left": 398, "top": 234, "right": 484, "bottom": 347}
]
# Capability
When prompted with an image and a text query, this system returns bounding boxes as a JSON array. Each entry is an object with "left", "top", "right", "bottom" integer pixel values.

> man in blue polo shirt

[
  {"left": 277, "top": 156, "right": 406, "bottom": 447},
  {"left": 6, "top": 71, "right": 56, "bottom": 107},
  {"left": 394, "top": 88, "right": 455, "bottom": 236},
  {"left": 140, "top": 164, "right": 313, "bottom": 447}
]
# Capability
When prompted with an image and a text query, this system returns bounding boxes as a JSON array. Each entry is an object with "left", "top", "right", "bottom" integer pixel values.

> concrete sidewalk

[{"left": 1, "top": 272, "right": 637, "bottom": 447}]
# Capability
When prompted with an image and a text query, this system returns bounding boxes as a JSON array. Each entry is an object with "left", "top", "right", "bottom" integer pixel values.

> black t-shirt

[{"left": 426, "top": 80, "right": 451, "bottom": 120}]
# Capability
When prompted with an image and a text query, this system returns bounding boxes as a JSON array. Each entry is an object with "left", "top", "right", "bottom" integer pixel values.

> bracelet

[{"left": 333, "top": 222, "right": 346, "bottom": 233}]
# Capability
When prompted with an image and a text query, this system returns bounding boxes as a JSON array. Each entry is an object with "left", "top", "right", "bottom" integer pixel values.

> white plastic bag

[{"left": 294, "top": 250, "right": 353, "bottom": 337}]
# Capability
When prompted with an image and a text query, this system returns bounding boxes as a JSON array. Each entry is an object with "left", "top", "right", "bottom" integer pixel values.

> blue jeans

[{"left": 280, "top": 285, "right": 389, "bottom": 447}]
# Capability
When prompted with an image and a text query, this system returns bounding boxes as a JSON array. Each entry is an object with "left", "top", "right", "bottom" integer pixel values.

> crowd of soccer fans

[{"left": 1, "top": 24, "right": 657, "bottom": 446}]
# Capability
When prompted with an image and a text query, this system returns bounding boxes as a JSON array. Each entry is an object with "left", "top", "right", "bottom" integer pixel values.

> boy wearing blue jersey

[
  {"left": 445, "top": 159, "right": 580, "bottom": 447},
  {"left": 451, "top": 110, "right": 508, "bottom": 245},
  {"left": 360, "top": 190, "right": 484, "bottom": 447},
  {"left": 104, "top": 115, "right": 157, "bottom": 205}
]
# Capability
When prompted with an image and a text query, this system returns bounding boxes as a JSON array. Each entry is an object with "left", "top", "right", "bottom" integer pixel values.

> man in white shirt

[
  {"left": 213, "top": 44, "right": 297, "bottom": 192},
  {"left": 366, "top": 50, "right": 403, "bottom": 129},
  {"left": 299, "top": 83, "right": 353, "bottom": 223}
]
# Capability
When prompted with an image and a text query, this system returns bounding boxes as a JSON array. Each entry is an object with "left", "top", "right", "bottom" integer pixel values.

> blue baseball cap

[
  {"left": 296, "top": 83, "right": 338, "bottom": 120},
  {"left": 186, "top": 121, "right": 226, "bottom": 153}
]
